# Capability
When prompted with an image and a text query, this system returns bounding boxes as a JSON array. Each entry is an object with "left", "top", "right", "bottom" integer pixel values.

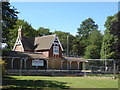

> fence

[{"left": 2, "top": 57, "right": 118, "bottom": 78}]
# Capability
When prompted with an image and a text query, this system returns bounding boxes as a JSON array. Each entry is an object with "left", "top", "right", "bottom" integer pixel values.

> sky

[{"left": 11, "top": 2, "right": 118, "bottom": 36}]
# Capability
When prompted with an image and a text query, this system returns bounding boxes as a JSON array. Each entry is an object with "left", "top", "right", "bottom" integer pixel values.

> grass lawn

[{"left": 2, "top": 75, "right": 118, "bottom": 89}]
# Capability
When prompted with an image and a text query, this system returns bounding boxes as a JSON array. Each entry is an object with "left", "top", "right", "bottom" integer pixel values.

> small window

[
  {"left": 53, "top": 46, "right": 59, "bottom": 54},
  {"left": 54, "top": 42, "right": 59, "bottom": 46},
  {"left": 16, "top": 39, "right": 20, "bottom": 44}
]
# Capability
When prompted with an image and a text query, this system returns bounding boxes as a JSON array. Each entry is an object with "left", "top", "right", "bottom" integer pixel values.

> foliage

[
  {"left": 83, "top": 29, "right": 102, "bottom": 59},
  {"left": 36, "top": 27, "right": 52, "bottom": 36},
  {"left": 8, "top": 19, "right": 36, "bottom": 50},
  {"left": 77, "top": 18, "right": 98, "bottom": 39},
  {"left": 77, "top": 18, "right": 98, "bottom": 56},
  {"left": 2, "top": 2, "right": 19, "bottom": 49},
  {"left": 100, "top": 12, "right": 119, "bottom": 59},
  {"left": 100, "top": 30, "right": 117, "bottom": 59},
  {"left": 109, "top": 12, "right": 120, "bottom": 60},
  {"left": 84, "top": 45, "right": 100, "bottom": 59},
  {"left": 72, "top": 37, "right": 84, "bottom": 56},
  {"left": 0, "top": 59, "right": 6, "bottom": 75},
  {"left": 84, "top": 30, "right": 102, "bottom": 59},
  {"left": 88, "top": 30, "right": 102, "bottom": 46}
]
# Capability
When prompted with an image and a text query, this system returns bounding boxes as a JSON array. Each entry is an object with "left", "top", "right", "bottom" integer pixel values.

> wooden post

[
  {"left": 61, "top": 61, "right": 63, "bottom": 69},
  {"left": 113, "top": 60, "right": 116, "bottom": 79},
  {"left": 77, "top": 62, "right": 80, "bottom": 70},
  {"left": 11, "top": 58, "right": 14, "bottom": 69},
  {"left": 19, "top": 58, "right": 22, "bottom": 76},
  {"left": 83, "top": 61, "right": 86, "bottom": 77},
  {"left": 52, "top": 59, "right": 55, "bottom": 76},
  {"left": 46, "top": 60, "right": 48, "bottom": 69},
  {"left": 24, "top": 58, "right": 27, "bottom": 69},
  {"left": 70, "top": 61, "right": 71, "bottom": 69}
]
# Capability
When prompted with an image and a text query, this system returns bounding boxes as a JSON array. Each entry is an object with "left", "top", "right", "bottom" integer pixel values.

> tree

[
  {"left": 77, "top": 18, "right": 98, "bottom": 55},
  {"left": 84, "top": 30, "right": 102, "bottom": 59},
  {"left": 100, "top": 12, "right": 119, "bottom": 59},
  {"left": 100, "top": 30, "right": 117, "bottom": 59},
  {"left": 8, "top": 19, "right": 37, "bottom": 50},
  {"left": 84, "top": 45, "right": 100, "bottom": 59},
  {"left": 2, "top": 2, "right": 19, "bottom": 49},
  {"left": 77, "top": 18, "right": 98, "bottom": 39},
  {"left": 72, "top": 37, "right": 84, "bottom": 56},
  {"left": 36, "top": 27, "right": 52, "bottom": 36},
  {"left": 109, "top": 12, "right": 120, "bottom": 60}
]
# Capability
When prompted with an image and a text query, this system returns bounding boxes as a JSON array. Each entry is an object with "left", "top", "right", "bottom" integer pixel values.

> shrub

[{"left": 0, "top": 58, "right": 6, "bottom": 75}]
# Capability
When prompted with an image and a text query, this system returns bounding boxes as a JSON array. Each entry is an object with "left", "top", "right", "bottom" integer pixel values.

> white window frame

[
  {"left": 53, "top": 46, "right": 59, "bottom": 55},
  {"left": 54, "top": 42, "right": 59, "bottom": 46}
]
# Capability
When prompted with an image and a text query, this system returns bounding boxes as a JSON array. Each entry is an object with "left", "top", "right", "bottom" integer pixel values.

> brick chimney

[{"left": 18, "top": 25, "right": 23, "bottom": 40}]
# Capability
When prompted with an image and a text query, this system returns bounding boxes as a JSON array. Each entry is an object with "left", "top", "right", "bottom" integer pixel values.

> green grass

[{"left": 2, "top": 75, "right": 118, "bottom": 89}]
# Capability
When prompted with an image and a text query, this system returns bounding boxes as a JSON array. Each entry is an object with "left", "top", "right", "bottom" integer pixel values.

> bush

[{"left": 0, "top": 58, "right": 6, "bottom": 75}]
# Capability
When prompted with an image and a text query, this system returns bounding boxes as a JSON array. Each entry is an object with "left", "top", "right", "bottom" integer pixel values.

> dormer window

[{"left": 53, "top": 46, "right": 59, "bottom": 54}]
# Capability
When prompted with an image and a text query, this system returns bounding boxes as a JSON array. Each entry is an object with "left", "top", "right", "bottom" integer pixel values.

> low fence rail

[{"left": 5, "top": 69, "right": 118, "bottom": 78}]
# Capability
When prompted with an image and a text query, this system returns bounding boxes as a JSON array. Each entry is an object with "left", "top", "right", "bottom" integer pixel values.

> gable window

[
  {"left": 53, "top": 46, "right": 59, "bottom": 54},
  {"left": 16, "top": 38, "right": 21, "bottom": 45}
]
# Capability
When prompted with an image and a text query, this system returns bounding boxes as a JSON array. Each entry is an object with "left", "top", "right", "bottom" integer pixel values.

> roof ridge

[
  {"left": 35, "top": 34, "right": 56, "bottom": 38},
  {"left": 23, "top": 36, "right": 35, "bottom": 38}
]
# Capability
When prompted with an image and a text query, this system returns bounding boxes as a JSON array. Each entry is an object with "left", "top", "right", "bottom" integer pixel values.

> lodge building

[{"left": 3, "top": 26, "right": 85, "bottom": 70}]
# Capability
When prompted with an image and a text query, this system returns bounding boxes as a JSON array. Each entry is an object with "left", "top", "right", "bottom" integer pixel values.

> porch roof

[
  {"left": 3, "top": 51, "right": 48, "bottom": 59},
  {"left": 63, "top": 56, "right": 87, "bottom": 62}
]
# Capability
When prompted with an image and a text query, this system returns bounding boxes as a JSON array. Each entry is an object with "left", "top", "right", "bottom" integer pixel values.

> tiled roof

[
  {"left": 21, "top": 35, "right": 56, "bottom": 51},
  {"left": 34, "top": 35, "right": 55, "bottom": 50},
  {"left": 63, "top": 56, "right": 86, "bottom": 62},
  {"left": 22, "top": 36, "right": 35, "bottom": 51},
  {"left": 3, "top": 51, "right": 48, "bottom": 59}
]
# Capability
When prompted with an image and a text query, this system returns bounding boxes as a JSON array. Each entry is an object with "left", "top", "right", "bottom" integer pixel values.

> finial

[{"left": 18, "top": 25, "right": 22, "bottom": 31}]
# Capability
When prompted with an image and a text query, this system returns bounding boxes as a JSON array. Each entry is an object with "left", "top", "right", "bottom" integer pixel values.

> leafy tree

[
  {"left": 77, "top": 18, "right": 98, "bottom": 55},
  {"left": 100, "top": 30, "right": 117, "bottom": 59},
  {"left": 84, "top": 30, "right": 102, "bottom": 59},
  {"left": 100, "top": 12, "right": 119, "bottom": 59},
  {"left": 84, "top": 45, "right": 100, "bottom": 59},
  {"left": 2, "top": 2, "right": 19, "bottom": 49},
  {"left": 36, "top": 27, "right": 52, "bottom": 36},
  {"left": 9, "top": 19, "right": 36, "bottom": 50},
  {"left": 88, "top": 30, "right": 102, "bottom": 46},
  {"left": 72, "top": 37, "right": 84, "bottom": 56},
  {"left": 109, "top": 12, "right": 120, "bottom": 60},
  {"left": 77, "top": 18, "right": 98, "bottom": 39}
]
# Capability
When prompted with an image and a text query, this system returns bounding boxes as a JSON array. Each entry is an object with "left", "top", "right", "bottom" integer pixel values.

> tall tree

[
  {"left": 84, "top": 30, "right": 102, "bottom": 59},
  {"left": 2, "top": 2, "right": 19, "bottom": 49},
  {"left": 77, "top": 18, "right": 98, "bottom": 39},
  {"left": 72, "top": 37, "right": 84, "bottom": 56},
  {"left": 77, "top": 18, "right": 98, "bottom": 55},
  {"left": 36, "top": 27, "right": 52, "bottom": 36},
  {"left": 109, "top": 12, "right": 120, "bottom": 68},
  {"left": 101, "top": 12, "right": 119, "bottom": 60},
  {"left": 100, "top": 30, "right": 117, "bottom": 59}
]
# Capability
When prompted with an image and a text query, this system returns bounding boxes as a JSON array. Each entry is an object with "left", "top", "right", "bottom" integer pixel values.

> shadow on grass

[{"left": 2, "top": 76, "right": 69, "bottom": 89}]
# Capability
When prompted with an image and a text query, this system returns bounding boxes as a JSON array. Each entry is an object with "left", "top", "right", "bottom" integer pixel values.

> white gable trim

[
  {"left": 49, "top": 35, "right": 63, "bottom": 51},
  {"left": 55, "top": 36, "right": 63, "bottom": 51},
  {"left": 13, "top": 36, "right": 24, "bottom": 51}
]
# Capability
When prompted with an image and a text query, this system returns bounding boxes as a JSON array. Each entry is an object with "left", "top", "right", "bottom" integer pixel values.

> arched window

[{"left": 53, "top": 46, "right": 59, "bottom": 54}]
